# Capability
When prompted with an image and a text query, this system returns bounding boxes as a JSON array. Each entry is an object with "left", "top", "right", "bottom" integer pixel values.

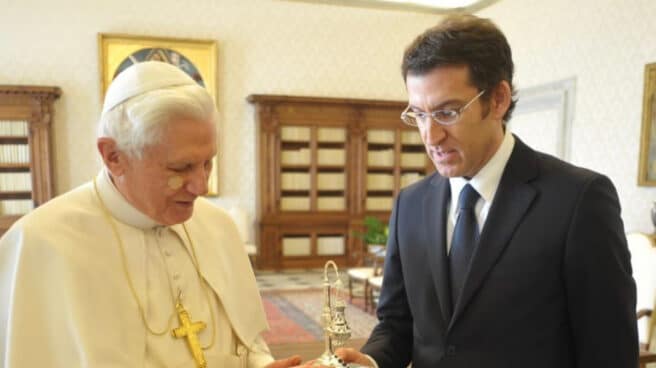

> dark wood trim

[
  {"left": 0, "top": 192, "right": 32, "bottom": 200},
  {"left": 0, "top": 85, "right": 61, "bottom": 96},
  {"left": 0, "top": 136, "right": 29, "bottom": 144},
  {"left": 0, "top": 163, "right": 31, "bottom": 172},
  {"left": 247, "top": 94, "right": 406, "bottom": 107}
]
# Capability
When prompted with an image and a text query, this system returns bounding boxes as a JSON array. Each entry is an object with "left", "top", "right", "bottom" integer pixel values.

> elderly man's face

[{"left": 117, "top": 118, "right": 217, "bottom": 225}]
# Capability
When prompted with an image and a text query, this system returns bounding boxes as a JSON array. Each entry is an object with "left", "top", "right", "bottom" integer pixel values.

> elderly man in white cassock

[{"left": 0, "top": 61, "right": 304, "bottom": 368}]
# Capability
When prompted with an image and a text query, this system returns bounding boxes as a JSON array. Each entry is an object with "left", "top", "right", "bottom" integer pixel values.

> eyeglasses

[{"left": 400, "top": 90, "right": 486, "bottom": 127}]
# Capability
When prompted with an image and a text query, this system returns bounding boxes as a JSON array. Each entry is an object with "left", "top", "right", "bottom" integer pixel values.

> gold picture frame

[
  {"left": 98, "top": 33, "right": 219, "bottom": 195},
  {"left": 639, "top": 62, "right": 656, "bottom": 186}
]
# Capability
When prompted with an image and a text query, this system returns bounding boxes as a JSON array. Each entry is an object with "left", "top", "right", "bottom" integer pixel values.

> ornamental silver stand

[{"left": 312, "top": 260, "right": 359, "bottom": 368}]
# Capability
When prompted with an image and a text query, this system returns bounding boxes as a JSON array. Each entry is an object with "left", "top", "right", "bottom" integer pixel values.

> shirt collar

[
  {"left": 95, "top": 169, "right": 161, "bottom": 229},
  {"left": 449, "top": 128, "right": 515, "bottom": 212}
]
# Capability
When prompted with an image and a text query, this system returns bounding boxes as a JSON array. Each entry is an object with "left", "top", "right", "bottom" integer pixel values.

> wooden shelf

[
  {"left": 281, "top": 141, "right": 310, "bottom": 149},
  {"left": 368, "top": 142, "right": 395, "bottom": 149},
  {"left": 281, "top": 190, "right": 311, "bottom": 196},
  {"left": 281, "top": 165, "right": 311, "bottom": 172},
  {"left": 0, "top": 191, "right": 32, "bottom": 200},
  {"left": 367, "top": 190, "right": 394, "bottom": 196},
  {"left": 0, "top": 163, "right": 30, "bottom": 172},
  {"left": 317, "top": 142, "right": 345, "bottom": 148},
  {"left": 317, "top": 165, "right": 345, "bottom": 172},
  {"left": 0, "top": 136, "right": 28, "bottom": 144},
  {"left": 401, "top": 145, "right": 425, "bottom": 152}
]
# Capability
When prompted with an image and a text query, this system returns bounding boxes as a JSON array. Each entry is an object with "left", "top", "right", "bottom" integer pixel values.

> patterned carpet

[{"left": 260, "top": 288, "right": 378, "bottom": 345}]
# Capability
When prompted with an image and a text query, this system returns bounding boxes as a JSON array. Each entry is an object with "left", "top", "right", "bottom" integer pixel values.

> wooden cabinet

[
  {"left": 248, "top": 95, "right": 433, "bottom": 269},
  {"left": 0, "top": 86, "right": 60, "bottom": 236}
]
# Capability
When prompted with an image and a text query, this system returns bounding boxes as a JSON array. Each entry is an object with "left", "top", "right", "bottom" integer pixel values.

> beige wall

[
  {"left": 479, "top": 0, "right": 656, "bottom": 233},
  {"left": 1, "top": 0, "right": 654, "bottom": 236}
]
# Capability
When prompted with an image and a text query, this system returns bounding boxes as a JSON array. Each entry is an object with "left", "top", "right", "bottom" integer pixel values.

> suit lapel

[
  {"left": 424, "top": 174, "right": 453, "bottom": 324},
  {"left": 449, "top": 137, "right": 539, "bottom": 328}
]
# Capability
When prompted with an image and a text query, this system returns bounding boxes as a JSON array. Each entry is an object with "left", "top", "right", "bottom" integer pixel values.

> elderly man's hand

[
  {"left": 334, "top": 348, "right": 375, "bottom": 367},
  {"left": 264, "top": 355, "right": 303, "bottom": 368}
]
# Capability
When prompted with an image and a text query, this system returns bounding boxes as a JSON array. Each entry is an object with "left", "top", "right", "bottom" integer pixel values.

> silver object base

[{"left": 313, "top": 353, "right": 368, "bottom": 368}]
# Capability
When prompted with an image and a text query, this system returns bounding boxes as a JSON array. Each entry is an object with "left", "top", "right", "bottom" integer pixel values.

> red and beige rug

[{"left": 260, "top": 288, "right": 378, "bottom": 345}]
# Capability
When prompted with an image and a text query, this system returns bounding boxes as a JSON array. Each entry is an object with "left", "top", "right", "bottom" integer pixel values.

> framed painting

[
  {"left": 639, "top": 62, "right": 656, "bottom": 186},
  {"left": 98, "top": 34, "right": 219, "bottom": 195}
]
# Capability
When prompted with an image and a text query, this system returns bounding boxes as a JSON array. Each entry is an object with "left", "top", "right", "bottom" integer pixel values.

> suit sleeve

[
  {"left": 361, "top": 194, "right": 414, "bottom": 368},
  {"left": 563, "top": 174, "right": 638, "bottom": 367}
]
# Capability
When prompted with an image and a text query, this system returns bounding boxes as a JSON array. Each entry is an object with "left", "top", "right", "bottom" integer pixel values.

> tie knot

[{"left": 457, "top": 184, "right": 480, "bottom": 210}]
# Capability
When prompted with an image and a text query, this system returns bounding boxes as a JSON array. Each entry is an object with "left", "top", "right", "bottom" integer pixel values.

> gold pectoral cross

[{"left": 172, "top": 302, "right": 208, "bottom": 368}]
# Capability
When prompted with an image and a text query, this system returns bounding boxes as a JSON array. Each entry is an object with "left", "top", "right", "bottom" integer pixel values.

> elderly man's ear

[{"left": 97, "top": 137, "right": 126, "bottom": 177}]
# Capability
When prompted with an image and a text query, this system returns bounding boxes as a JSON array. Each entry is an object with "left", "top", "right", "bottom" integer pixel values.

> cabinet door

[
  {"left": 364, "top": 128, "right": 396, "bottom": 212},
  {"left": 0, "top": 120, "right": 34, "bottom": 216},
  {"left": 279, "top": 125, "right": 312, "bottom": 211},
  {"left": 279, "top": 126, "right": 348, "bottom": 213},
  {"left": 363, "top": 127, "right": 432, "bottom": 214},
  {"left": 399, "top": 129, "right": 430, "bottom": 189},
  {"left": 315, "top": 127, "right": 347, "bottom": 211}
]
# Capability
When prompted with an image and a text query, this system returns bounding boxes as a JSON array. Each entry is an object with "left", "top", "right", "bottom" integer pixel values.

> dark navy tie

[{"left": 449, "top": 184, "right": 480, "bottom": 308}]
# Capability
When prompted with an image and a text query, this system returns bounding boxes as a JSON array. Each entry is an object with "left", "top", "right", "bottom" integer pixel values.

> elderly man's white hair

[{"left": 97, "top": 61, "right": 217, "bottom": 159}]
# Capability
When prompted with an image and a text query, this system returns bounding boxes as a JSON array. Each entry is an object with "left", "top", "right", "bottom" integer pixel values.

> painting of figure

[{"left": 112, "top": 48, "right": 205, "bottom": 87}]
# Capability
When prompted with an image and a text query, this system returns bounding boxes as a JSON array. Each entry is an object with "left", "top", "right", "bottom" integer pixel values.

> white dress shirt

[{"left": 447, "top": 128, "right": 515, "bottom": 254}]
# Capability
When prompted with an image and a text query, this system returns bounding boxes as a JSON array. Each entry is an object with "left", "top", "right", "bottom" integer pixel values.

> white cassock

[{"left": 0, "top": 171, "right": 274, "bottom": 367}]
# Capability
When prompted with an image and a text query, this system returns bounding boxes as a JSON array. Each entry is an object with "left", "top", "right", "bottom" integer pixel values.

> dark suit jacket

[{"left": 361, "top": 137, "right": 638, "bottom": 368}]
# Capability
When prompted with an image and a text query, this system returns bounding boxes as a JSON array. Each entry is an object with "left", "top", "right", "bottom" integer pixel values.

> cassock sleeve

[{"left": 247, "top": 334, "right": 275, "bottom": 367}]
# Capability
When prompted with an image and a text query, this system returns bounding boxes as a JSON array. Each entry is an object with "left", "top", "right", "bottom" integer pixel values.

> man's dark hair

[{"left": 402, "top": 14, "right": 517, "bottom": 122}]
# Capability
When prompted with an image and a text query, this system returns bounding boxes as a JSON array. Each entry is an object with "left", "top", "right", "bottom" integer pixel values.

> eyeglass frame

[{"left": 400, "top": 89, "right": 486, "bottom": 127}]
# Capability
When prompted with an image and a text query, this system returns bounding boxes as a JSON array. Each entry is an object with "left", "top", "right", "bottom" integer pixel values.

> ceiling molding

[{"left": 280, "top": 0, "right": 500, "bottom": 14}]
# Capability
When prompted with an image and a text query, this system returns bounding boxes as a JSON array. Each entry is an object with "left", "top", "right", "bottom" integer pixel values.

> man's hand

[
  {"left": 335, "top": 348, "right": 375, "bottom": 367},
  {"left": 265, "top": 355, "right": 303, "bottom": 368}
]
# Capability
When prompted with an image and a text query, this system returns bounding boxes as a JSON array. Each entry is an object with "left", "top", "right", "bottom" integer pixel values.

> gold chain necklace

[{"left": 93, "top": 178, "right": 216, "bottom": 349}]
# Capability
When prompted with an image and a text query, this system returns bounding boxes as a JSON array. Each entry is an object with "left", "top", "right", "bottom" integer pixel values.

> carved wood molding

[
  {"left": 0, "top": 86, "right": 61, "bottom": 125},
  {"left": 247, "top": 94, "right": 404, "bottom": 107},
  {"left": 0, "top": 86, "right": 62, "bottom": 100}
]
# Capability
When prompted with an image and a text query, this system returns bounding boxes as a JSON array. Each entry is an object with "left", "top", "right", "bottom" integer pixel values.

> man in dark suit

[{"left": 338, "top": 14, "right": 638, "bottom": 368}]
